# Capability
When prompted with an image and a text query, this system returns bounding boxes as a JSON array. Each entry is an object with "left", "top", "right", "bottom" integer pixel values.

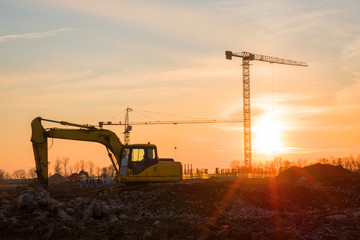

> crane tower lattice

[{"left": 225, "top": 51, "right": 308, "bottom": 168}]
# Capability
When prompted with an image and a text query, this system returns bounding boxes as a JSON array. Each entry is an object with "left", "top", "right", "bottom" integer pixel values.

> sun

[{"left": 253, "top": 112, "right": 287, "bottom": 154}]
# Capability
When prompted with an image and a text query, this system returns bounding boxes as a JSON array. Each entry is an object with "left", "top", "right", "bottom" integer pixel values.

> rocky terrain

[{"left": 1, "top": 163, "right": 360, "bottom": 239}]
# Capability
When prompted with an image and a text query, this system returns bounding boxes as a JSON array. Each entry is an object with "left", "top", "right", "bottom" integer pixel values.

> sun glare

[{"left": 253, "top": 112, "right": 287, "bottom": 154}]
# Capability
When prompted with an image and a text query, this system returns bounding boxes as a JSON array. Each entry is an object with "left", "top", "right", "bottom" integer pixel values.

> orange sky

[{"left": 1, "top": 0, "right": 360, "bottom": 173}]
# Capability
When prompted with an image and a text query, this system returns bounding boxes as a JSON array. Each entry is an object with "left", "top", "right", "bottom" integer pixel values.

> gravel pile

[{"left": 48, "top": 174, "right": 66, "bottom": 184}]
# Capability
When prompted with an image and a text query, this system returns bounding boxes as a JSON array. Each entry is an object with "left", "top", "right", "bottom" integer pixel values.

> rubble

[{"left": 0, "top": 163, "right": 359, "bottom": 239}]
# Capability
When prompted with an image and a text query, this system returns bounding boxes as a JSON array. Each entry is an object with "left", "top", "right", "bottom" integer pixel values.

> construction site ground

[{"left": 1, "top": 163, "right": 360, "bottom": 240}]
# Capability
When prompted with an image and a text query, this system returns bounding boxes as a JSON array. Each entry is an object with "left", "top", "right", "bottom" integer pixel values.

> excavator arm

[{"left": 31, "top": 117, "right": 123, "bottom": 185}]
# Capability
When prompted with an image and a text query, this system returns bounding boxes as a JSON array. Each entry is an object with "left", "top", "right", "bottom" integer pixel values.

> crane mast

[
  {"left": 226, "top": 51, "right": 308, "bottom": 168},
  {"left": 124, "top": 108, "right": 132, "bottom": 145}
]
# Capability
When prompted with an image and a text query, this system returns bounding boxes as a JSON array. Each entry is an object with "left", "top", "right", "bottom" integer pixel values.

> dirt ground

[{"left": 1, "top": 163, "right": 360, "bottom": 239}]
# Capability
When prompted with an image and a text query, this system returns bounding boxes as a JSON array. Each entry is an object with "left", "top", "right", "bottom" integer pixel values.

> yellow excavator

[{"left": 31, "top": 117, "right": 182, "bottom": 185}]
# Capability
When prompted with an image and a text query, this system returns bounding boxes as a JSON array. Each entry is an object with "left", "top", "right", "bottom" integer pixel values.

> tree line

[
  {"left": 0, "top": 157, "right": 115, "bottom": 180},
  {"left": 2, "top": 153, "right": 360, "bottom": 180},
  {"left": 229, "top": 153, "right": 360, "bottom": 175}
]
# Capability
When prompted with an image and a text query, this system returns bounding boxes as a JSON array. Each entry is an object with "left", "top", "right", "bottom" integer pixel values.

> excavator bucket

[{"left": 31, "top": 117, "right": 49, "bottom": 185}]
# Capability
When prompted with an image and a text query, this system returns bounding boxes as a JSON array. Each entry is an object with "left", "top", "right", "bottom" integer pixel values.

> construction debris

[{"left": 0, "top": 163, "right": 359, "bottom": 239}]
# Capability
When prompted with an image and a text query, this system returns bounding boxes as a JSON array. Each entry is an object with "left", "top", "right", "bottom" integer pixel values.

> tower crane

[
  {"left": 225, "top": 51, "right": 308, "bottom": 168},
  {"left": 99, "top": 108, "right": 243, "bottom": 145}
]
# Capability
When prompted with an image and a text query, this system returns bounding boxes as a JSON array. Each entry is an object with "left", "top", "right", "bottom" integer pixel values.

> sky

[{"left": 1, "top": 0, "right": 360, "bottom": 174}]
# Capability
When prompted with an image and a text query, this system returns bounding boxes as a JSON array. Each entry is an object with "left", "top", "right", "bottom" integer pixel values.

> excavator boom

[{"left": 31, "top": 117, "right": 123, "bottom": 185}]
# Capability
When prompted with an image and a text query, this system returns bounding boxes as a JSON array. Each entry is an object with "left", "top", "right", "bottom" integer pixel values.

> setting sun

[{"left": 253, "top": 111, "right": 288, "bottom": 154}]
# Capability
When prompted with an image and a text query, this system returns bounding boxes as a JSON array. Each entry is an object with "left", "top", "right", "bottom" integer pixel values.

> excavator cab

[
  {"left": 118, "top": 144, "right": 182, "bottom": 183},
  {"left": 120, "top": 144, "right": 158, "bottom": 175}
]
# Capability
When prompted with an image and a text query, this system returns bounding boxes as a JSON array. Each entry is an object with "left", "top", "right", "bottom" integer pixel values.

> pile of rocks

[{"left": 0, "top": 164, "right": 360, "bottom": 239}]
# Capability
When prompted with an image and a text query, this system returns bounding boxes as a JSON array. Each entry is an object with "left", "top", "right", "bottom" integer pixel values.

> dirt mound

[
  {"left": 304, "top": 163, "right": 356, "bottom": 180},
  {"left": 48, "top": 174, "right": 66, "bottom": 184},
  {"left": 276, "top": 163, "right": 357, "bottom": 184}
]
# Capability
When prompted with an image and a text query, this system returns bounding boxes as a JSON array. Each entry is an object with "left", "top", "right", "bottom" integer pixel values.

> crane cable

[
  {"left": 271, "top": 63, "right": 276, "bottom": 161},
  {"left": 131, "top": 109, "right": 161, "bottom": 122},
  {"left": 108, "top": 109, "right": 127, "bottom": 121},
  {"left": 173, "top": 124, "right": 177, "bottom": 160},
  {"left": 133, "top": 109, "right": 179, "bottom": 160}
]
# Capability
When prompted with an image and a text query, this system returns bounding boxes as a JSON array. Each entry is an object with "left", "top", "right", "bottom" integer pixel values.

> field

[{"left": 1, "top": 163, "right": 360, "bottom": 239}]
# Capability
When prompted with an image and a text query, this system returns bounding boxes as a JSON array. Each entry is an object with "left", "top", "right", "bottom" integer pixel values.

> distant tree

[
  {"left": 329, "top": 156, "right": 336, "bottom": 165},
  {"left": 27, "top": 167, "right": 37, "bottom": 179},
  {"left": 102, "top": 167, "right": 108, "bottom": 178},
  {"left": 354, "top": 154, "right": 360, "bottom": 172},
  {"left": 80, "top": 159, "right": 87, "bottom": 171},
  {"left": 319, "top": 158, "right": 329, "bottom": 165},
  {"left": 302, "top": 159, "right": 309, "bottom": 167},
  {"left": 62, "top": 157, "right": 70, "bottom": 177},
  {"left": 230, "top": 160, "right": 240, "bottom": 170},
  {"left": 4, "top": 171, "right": 11, "bottom": 179},
  {"left": 283, "top": 160, "right": 291, "bottom": 170},
  {"left": 53, "top": 157, "right": 63, "bottom": 175},
  {"left": 107, "top": 165, "right": 115, "bottom": 177},
  {"left": 0, "top": 169, "right": 11, "bottom": 180},
  {"left": 344, "top": 156, "right": 352, "bottom": 171},
  {"left": 274, "top": 156, "right": 282, "bottom": 170},
  {"left": 0, "top": 169, "right": 5, "bottom": 180},
  {"left": 295, "top": 159, "right": 305, "bottom": 168},
  {"left": 74, "top": 161, "right": 80, "bottom": 173},
  {"left": 88, "top": 160, "right": 95, "bottom": 177},
  {"left": 12, "top": 169, "right": 26, "bottom": 179},
  {"left": 336, "top": 158, "right": 343, "bottom": 167},
  {"left": 348, "top": 154, "right": 356, "bottom": 171},
  {"left": 96, "top": 167, "right": 102, "bottom": 177},
  {"left": 352, "top": 154, "right": 360, "bottom": 172}
]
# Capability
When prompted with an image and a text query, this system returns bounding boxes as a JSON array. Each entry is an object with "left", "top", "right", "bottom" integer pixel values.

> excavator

[{"left": 31, "top": 117, "right": 182, "bottom": 185}]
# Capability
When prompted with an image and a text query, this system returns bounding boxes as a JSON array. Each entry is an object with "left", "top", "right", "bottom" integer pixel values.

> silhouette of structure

[
  {"left": 99, "top": 108, "right": 243, "bottom": 145},
  {"left": 226, "top": 51, "right": 308, "bottom": 168}
]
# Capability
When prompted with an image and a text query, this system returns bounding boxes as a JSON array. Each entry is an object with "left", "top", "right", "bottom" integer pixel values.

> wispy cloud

[{"left": 0, "top": 28, "right": 77, "bottom": 42}]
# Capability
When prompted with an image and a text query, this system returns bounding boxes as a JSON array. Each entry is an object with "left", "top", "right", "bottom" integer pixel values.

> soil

[
  {"left": 48, "top": 174, "right": 66, "bottom": 184},
  {"left": 276, "top": 163, "right": 357, "bottom": 185},
  {"left": 1, "top": 163, "right": 360, "bottom": 239}
]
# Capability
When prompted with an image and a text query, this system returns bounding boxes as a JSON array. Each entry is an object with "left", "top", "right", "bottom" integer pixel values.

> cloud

[
  {"left": 340, "top": 34, "right": 360, "bottom": 78},
  {"left": 336, "top": 79, "right": 360, "bottom": 106},
  {"left": 342, "top": 35, "right": 360, "bottom": 61},
  {"left": 0, "top": 28, "right": 78, "bottom": 42}
]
